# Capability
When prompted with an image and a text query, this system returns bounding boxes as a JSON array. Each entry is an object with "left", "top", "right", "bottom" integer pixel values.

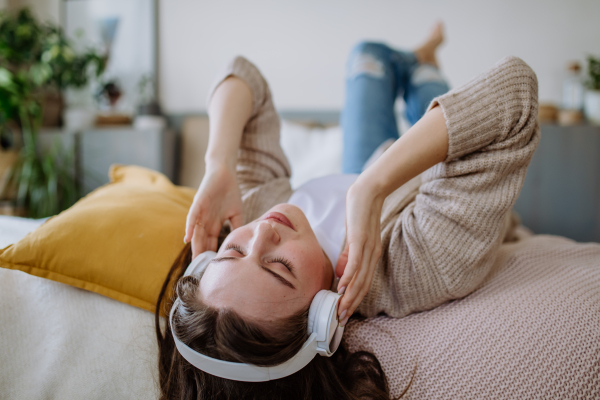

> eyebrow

[{"left": 211, "top": 257, "right": 296, "bottom": 290}]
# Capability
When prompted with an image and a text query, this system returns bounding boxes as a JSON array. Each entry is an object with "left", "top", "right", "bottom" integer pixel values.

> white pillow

[{"left": 280, "top": 119, "right": 343, "bottom": 189}]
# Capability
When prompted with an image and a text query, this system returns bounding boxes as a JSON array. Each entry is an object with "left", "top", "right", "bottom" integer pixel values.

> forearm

[
  {"left": 204, "top": 76, "right": 253, "bottom": 172},
  {"left": 355, "top": 106, "right": 448, "bottom": 199}
]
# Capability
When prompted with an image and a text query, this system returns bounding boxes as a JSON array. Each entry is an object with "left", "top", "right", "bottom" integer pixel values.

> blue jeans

[{"left": 341, "top": 42, "right": 450, "bottom": 173}]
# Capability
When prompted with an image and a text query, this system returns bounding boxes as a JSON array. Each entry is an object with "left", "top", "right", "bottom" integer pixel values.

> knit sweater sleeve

[
  {"left": 358, "top": 56, "right": 541, "bottom": 318},
  {"left": 432, "top": 56, "right": 539, "bottom": 162},
  {"left": 207, "top": 57, "right": 293, "bottom": 223}
]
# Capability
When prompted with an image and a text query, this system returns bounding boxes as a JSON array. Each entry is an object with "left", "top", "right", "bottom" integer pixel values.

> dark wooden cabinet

[{"left": 514, "top": 123, "right": 600, "bottom": 242}]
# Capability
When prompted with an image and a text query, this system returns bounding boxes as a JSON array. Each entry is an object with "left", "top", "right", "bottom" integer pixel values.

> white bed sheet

[
  {"left": 0, "top": 216, "right": 158, "bottom": 400},
  {"left": 0, "top": 215, "right": 47, "bottom": 248}
]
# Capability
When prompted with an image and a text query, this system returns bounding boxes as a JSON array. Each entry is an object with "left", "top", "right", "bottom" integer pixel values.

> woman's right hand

[
  {"left": 184, "top": 164, "right": 244, "bottom": 259},
  {"left": 335, "top": 179, "right": 385, "bottom": 326}
]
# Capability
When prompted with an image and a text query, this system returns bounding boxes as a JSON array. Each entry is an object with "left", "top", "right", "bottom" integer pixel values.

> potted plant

[
  {"left": 584, "top": 55, "right": 600, "bottom": 125},
  {"left": 0, "top": 8, "right": 105, "bottom": 217},
  {"left": 133, "top": 73, "right": 166, "bottom": 130}
]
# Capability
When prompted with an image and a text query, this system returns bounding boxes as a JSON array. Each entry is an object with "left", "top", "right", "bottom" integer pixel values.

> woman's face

[{"left": 199, "top": 203, "right": 333, "bottom": 324}]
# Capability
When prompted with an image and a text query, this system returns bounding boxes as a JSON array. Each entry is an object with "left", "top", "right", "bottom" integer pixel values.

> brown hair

[{"left": 155, "top": 243, "right": 397, "bottom": 400}]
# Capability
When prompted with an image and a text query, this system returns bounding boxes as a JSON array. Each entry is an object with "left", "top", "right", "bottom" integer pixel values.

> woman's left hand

[{"left": 335, "top": 178, "right": 385, "bottom": 326}]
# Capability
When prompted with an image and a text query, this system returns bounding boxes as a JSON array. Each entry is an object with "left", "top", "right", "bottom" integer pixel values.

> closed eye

[
  {"left": 210, "top": 255, "right": 296, "bottom": 290},
  {"left": 269, "top": 256, "right": 294, "bottom": 274},
  {"left": 223, "top": 243, "right": 295, "bottom": 277},
  {"left": 224, "top": 243, "right": 245, "bottom": 256}
]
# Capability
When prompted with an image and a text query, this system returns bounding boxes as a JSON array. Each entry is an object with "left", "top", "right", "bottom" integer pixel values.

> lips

[{"left": 262, "top": 212, "right": 296, "bottom": 231}]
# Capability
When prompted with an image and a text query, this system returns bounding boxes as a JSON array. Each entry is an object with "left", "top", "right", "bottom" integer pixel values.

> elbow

[
  {"left": 496, "top": 56, "right": 538, "bottom": 107},
  {"left": 493, "top": 56, "right": 539, "bottom": 138}
]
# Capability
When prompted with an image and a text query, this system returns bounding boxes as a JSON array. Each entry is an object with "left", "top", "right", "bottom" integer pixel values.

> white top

[{"left": 287, "top": 174, "right": 359, "bottom": 273}]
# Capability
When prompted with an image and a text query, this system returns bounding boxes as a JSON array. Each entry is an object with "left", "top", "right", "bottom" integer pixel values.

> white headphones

[{"left": 169, "top": 251, "right": 345, "bottom": 382}]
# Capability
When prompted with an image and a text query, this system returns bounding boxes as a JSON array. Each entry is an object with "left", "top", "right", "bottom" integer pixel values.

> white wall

[{"left": 159, "top": 0, "right": 600, "bottom": 113}]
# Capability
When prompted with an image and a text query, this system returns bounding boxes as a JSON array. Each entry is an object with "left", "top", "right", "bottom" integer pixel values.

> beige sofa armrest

[{"left": 179, "top": 116, "right": 209, "bottom": 189}]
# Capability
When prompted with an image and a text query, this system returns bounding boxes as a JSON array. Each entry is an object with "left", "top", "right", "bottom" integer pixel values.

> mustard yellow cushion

[{"left": 0, "top": 165, "right": 195, "bottom": 313}]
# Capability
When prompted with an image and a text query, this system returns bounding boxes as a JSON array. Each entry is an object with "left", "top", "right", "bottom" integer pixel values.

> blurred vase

[
  {"left": 562, "top": 62, "right": 584, "bottom": 111},
  {"left": 133, "top": 115, "right": 166, "bottom": 130},
  {"left": 63, "top": 107, "right": 95, "bottom": 132},
  {"left": 584, "top": 90, "right": 600, "bottom": 125},
  {"left": 137, "top": 101, "right": 162, "bottom": 116}
]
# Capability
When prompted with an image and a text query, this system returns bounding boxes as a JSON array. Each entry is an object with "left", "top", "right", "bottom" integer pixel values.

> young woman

[{"left": 156, "top": 24, "right": 540, "bottom": 399}]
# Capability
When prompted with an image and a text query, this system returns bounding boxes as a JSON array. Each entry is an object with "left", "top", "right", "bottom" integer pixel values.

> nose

[{"left": 249, "top": 221, "right": 280, "bottom": 254}]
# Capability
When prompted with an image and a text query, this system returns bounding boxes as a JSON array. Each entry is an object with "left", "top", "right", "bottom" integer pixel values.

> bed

[
  {"left": 1, "top": 118, "right": 599, "bottom": 399},
  {"left": 0, "top": 118, "right": 346, "bottom": 399}
]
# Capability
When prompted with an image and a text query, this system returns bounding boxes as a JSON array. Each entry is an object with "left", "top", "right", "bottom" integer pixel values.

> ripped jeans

[{"left": 341, "top": 42, "right": 450, "bottom": 173}]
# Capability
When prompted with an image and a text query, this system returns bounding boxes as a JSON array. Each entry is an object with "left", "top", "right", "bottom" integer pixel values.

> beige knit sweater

[
  {"left": 209, "top": 55, "right": 540, "bottom": 318},
  {"left": 207, "top": 57, "right": 600, "bottom": 398}
]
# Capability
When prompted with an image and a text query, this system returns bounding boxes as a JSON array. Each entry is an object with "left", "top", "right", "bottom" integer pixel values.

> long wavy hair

[{"left": 155, "top": 243, "right": 401, "bottom": 400}]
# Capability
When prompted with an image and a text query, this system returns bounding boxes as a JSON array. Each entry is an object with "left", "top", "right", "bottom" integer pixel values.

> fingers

[
  {"left": 335, "top": 242, "right": 349, "bottom": 279},
  {"left": 184, "top": 210, "right": 198, "bottom": 244},
  {"left": 337, "top": 237, "right": 382, "bottom": 325},
  {"left": 192, "top": 217, "right": 226, "bottom": 258},
  {"left": 205, "top": 234, "right": 218, "bottom": 253},
  {"left": 336, "top": 241, "right": 363, "bottom": 313},
  {"left": 230, "top": 213, "right": 244, "bottom": 231},
  {"left": 345, "top": 247, "right": 379, "bottom": 319},
  {"left": 342, "top": 243, "right": 372, "bottom": 313},
  {"left": 190, "top": 223, "right": 206, "bottom": 259},
  {"left": 336, "top": 246, "right": 358, "bottom": 292}
]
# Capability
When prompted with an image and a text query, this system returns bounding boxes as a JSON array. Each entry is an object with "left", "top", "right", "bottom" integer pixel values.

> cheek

[{"left": 288, "top": 239, "right": 326, "bottom": 279}]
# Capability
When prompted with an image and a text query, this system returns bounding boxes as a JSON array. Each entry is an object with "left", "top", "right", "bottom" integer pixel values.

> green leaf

[
  {"left": 16, "top": 155, "right": 33, "bottom": 206},
  {"left": 61, "top": 46, "right": 74, "bottom": 62},
  {"left": 0, "top": 68, "right": 14, "bottom": 90},
  {"left": 41, "top": 49, "right": 52, "bottom": 63},
  {"left": 50, "top": 44, "right": 60, "bottom": 59},
  {"left": 29, "top": 63, "right": 52, "bottom": 86},
  {"left": 15, "top": 23, "right": 32, "bottom": 39}
]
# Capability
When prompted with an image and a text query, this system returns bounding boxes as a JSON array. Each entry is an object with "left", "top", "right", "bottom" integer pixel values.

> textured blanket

[
  {"left": 1, "top": 217, "right": 599, "bottom": 399},
  {"left": 345, "top": 233, "right": 600, "bottom": 399}
]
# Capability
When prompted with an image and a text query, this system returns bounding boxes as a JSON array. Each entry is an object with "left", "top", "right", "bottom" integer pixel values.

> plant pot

[
  {"left": 0, "top": 201, "right": 26, "bottom": 216},
  {"left": 42, "top": 90, "right": 64, "bottom": 127},
  {"left": 0, "top": 149, "right": 19, "bottom": 199},
  {"left": 584, "top": 90, "right": 600, "bottom": 125}
]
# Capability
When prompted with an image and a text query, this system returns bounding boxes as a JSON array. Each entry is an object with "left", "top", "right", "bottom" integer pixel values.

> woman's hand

[
  {"left": 184, "top": 164, "right": 244, "bottom": 259},
  {"left": 335, "top": 178, "right": 385, "bottom": 326}
]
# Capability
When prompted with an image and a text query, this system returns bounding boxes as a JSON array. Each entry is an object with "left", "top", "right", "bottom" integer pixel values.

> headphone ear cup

[
  {"left": 329, "top": 325, "right": 344, "bottom": 353},
  {"left": 308, "top": 290, "right": 344, "bottom": 356},
  {"left": 184, "top": 251, "right": 217, "bottom": 277},
  {"left": 307, "top": 290, "right": 327, "bottom": 334}
]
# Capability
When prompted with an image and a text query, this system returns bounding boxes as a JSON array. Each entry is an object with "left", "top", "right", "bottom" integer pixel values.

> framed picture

[{"left": 62, "top": 0, "right": 157, "bottom": 115}]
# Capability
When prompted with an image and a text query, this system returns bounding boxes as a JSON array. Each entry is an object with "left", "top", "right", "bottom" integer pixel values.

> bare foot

[{"left": 414, "top": 22, "right": 444, "bottom": 67}]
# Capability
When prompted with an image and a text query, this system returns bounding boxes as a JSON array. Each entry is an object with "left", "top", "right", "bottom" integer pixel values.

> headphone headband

[{"left": 170, "top": 251, "right": 345, "bottom": 381}]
